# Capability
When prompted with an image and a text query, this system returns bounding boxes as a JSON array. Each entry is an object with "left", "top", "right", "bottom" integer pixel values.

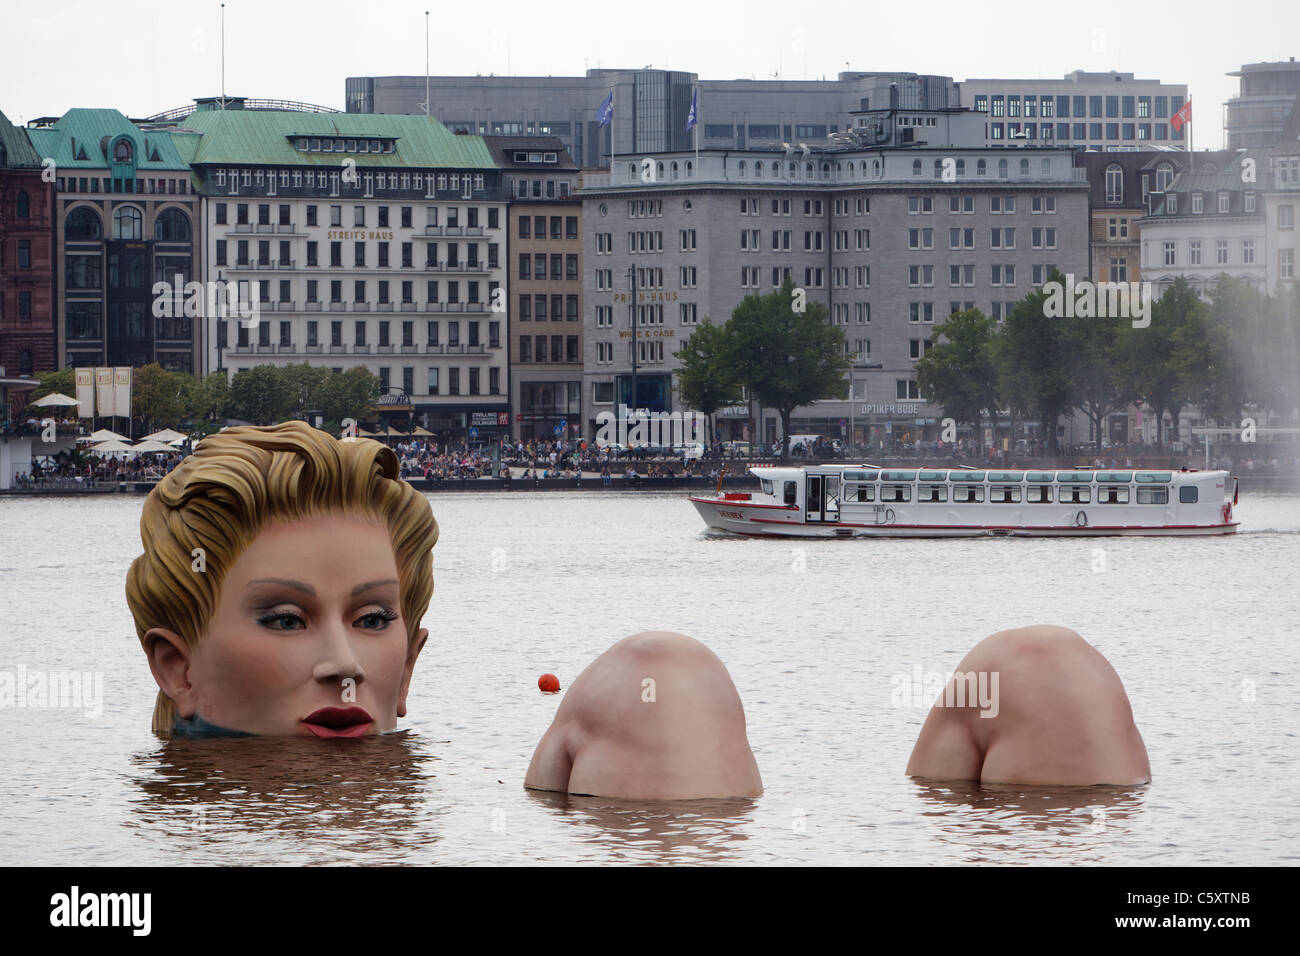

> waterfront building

[
  {"left": 0, "top": 110, "right": 56, "bottom": 376},
  {"left": 484, "top": 136, "right": 583, "bottom": 441},
  {"left": 349, "top": 67, "right": 1186, "bottom": 160},
  {"left": 1225, "top": 59, "right": 1300, "bottom": 150},
  {"left": 24, "top": 109, "right": 198, "bottom": 372},
  {"left": 957, "top": 71, "right": 1188, "bottom": 152},
  {"left": 1138, "top": 152, "right": 1270, "bottom": 297},
  {"left": 1261, "top": 101, "right": 1300, "bottom": 292},
  {"left": 152, "top": 98, "right": 510, "bottom": 443},
  {"left": 580, "top": 112, "right": 1091, "bottom": 449}
]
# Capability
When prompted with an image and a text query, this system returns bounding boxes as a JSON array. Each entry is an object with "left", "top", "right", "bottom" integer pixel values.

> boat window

[
  {"left": 880, "top": 483, "right": 912, "bottom": 502},
  {"left": 1179, "top": 486, "right": 1198, "bottom": 503},
  {"left": 957, "top": 471, "right": 985, "bottom": 481},
  {"left": 918, "top": 470, "right": 948, "bottom": 481},
  {"left": 842, "top": 469, "right": 877, "bottom": 481},
  {"left": 1135, "top": 472, "right": 1173, "bottom": 483},
  {"left": 825, "top": 476, "right": 840, "bottom": 512},
  {"left": 844, "top": 482, "right": 876, "bottom": 502},
  {"left": 1136, "top": 486, "right": 1169, "bottom": 504},
  {"left": 987, "top": 471, "right": 1024, "bottom": 482},
  {"left": 990, "top": 484, "right": 1022, "bottom": 503},
  {"left": 952, "top": 483, "right": 984, "bottom": 503},
  {"left": 1027, "top": 485, "right": 1053, "bottom": 503},
  {"left": 1099, "top": 485, "right": 1129, "bottom": 504},
  {"left": 1060, "top": 485, "right": 1091, "bottom": 503},
  {"left": 1026, "top": 472, "right": 1055, "bottom": 482},
  {"left": 880, "top": 470, "right": 916, "bottom": 481},
  {"left": 761, "top": 478, "right": 774, "bottom": 495},
  {"left": 920, "top": 483, "right": 948, "bottom": 502},
  {"left": 1095, "top": 472, "right": 1133, "bottom": 483},
  {"left": 1056, "top": 471, "right": 1093, "bottom": 483}
]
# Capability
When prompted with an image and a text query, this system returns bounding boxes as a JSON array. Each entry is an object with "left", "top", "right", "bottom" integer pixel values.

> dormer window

[
  {"left": 1191, "top": 192, "right": 1203, "bottom": 214},
  {"left": 113, "top": 140, "right": 132, "bottom": 162}
]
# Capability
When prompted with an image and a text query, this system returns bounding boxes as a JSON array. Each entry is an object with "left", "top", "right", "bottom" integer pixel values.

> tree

[
  {"left": 675, "top": 319, "right": 741, "bottom": 446},
  {"left": 319, "top": 367, "right": 379, "bottom": 428},
  {"left": 1064, "top": 298, "right": 1129, "bottom": 445},
  {"left": 915, "top": 308, "right": 999, "bottom": 452},
  {"left": 30, "top": 368, "right": 75, "bottom": 403},
  {"left": 281, "top": 362, "right": 332, "bottom": 419},
  {"left": 997, "top": 276, "right": 1076, "bottom": 456},
  {"left": 189, "top": 372, "right": 232, "bottom": 425},
  {"left": 229, "top": 364, "right": 295, "bottom": 425},
  {"left": 1114, "top": 278, "right": 1202, "bottom": 448},
  {"left": 723, "top": 277, "right": 850, "bottom": 461},
  {"left": 132, "top": 363, "right": 192, "bottom": 433}
]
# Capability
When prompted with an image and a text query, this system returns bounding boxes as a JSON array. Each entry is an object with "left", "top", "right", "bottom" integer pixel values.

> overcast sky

[{"left": 5, "top": 0, "right": 1298, "bottom": 150}]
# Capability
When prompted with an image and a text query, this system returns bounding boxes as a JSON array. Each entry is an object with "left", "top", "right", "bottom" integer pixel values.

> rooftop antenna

[{"left": 219, "top": 2, "right": 227, "bottom": 109}]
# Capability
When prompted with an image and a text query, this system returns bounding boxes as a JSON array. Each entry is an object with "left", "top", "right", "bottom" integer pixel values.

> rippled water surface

[{"left": 2, "top": 490, "right": 1298, "bottom": 865}]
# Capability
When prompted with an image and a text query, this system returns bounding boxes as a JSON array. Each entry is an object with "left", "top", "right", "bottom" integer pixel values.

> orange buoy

[{"left": 538, "top": 673, "right": 560, "bottom": 693}]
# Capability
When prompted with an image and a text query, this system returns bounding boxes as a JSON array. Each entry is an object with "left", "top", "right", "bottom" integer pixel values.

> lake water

[{"left": 2, "top": 489, "right": 1298, "bottom": 865}]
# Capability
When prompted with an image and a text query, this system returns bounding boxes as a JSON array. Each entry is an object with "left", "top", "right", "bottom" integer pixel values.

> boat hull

[{"left": 689, "top": 496, "right": 1241, "bottom": 538}]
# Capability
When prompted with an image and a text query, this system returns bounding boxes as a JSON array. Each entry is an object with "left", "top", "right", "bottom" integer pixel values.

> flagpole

[{"left": 609, "top": 89, "right": 615, "bottom": 180}]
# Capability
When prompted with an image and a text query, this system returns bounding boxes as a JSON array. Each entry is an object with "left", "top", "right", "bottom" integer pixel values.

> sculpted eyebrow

[
  {"left": 351, "top": 578, "right": 399, "bottom": 596},
  {"left": 246, "top": 578, "right": 317, "bottom": 596}
]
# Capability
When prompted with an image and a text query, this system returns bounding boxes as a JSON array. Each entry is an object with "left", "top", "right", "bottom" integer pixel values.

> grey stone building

[
  {"left": 580, "top": 126, "right": 1090, "bottom": 450},
  {"left": 1225, "top": 59, "right": 1300, "bottom": 150}
]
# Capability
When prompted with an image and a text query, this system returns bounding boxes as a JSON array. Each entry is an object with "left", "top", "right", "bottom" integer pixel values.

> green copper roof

[
  {"left": 166, "top": 109, "right": 495, "bottom": 169},
  {"left": 24, "top": 108, "right": 190, "bottom": 171},
  {"left": 0, "top": 110, "right": 41, "bottom": 167}
]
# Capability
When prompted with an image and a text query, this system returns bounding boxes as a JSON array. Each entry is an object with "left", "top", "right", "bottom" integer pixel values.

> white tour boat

[{"left": 690, "top": 464, "right": 1240, "bottom": 537}]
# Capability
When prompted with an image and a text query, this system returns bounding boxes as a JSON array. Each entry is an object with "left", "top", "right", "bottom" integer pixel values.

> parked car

[
  {"left": 721, "top": 440, "right": 752, "bottom": 455},
  {"left": 672, "top": 442, "right": 705, "bottom": 460}
]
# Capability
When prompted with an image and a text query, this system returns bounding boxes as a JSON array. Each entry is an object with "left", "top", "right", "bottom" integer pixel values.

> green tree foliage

[
  {"left": 229, "top": 364, "right": 297, "bottom": 425},
  {"left": 319, "top": 366, "right": 380, "bottom": 427},
  {"left": 997, "top": 280, "right": 1076, "bottom": 455},
  {"left": 132, "top": 363, "right": 193, "bottom": 433},
  {"left": 29, "top": 368, "right": 75, "bottom": 403},
  {"left": 915, "top": 308, "right": 1000, "bottom": 450},
  {"left": 723, "top": 277, "right": 850, "bottom": 460},
  {"left": 675, "top": 319, "right": 741, "bottom": 446},
  {"left": 189, "top": 372, "right": 232, "bottom": 424}
]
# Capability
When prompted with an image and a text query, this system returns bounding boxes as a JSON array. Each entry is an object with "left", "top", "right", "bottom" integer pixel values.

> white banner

[
  {"left": 94, "top": 367, "right": 114, "bottom": 417},
  {"left": 75, "top": 368, "right": 94, "bottom": 418},
  {"left": 113, "top": 367, "right": 132, "bottom": 421}
]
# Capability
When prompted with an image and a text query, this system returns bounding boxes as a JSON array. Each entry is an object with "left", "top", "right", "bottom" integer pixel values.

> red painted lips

[{"left": 301, "top": 706, "right": 373, "bottom": 739}]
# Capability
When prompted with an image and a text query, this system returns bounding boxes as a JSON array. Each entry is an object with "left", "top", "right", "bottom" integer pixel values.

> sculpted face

[{"left": 145, "top": 515, "right": 427, "bottom": 736}]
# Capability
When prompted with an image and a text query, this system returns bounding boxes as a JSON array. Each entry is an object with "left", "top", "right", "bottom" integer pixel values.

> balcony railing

[
  {"left": 377, "top": 302, "right": 394, "bottom": 311},
  {"left": 305, "top": 301, "right": 322, "bottom": 311},
  {"left": 400, "top": 302, "right": 418, "bottom": 311},
  {"left": 351, "top": 303, "right": 370, "bottom": 311}
]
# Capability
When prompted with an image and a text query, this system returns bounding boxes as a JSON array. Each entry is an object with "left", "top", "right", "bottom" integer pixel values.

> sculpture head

[{"left": 125, "top": 421, "right": 437, "bottom": 736}]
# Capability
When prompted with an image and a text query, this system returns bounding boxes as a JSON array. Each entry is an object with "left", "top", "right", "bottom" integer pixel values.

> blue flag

[
  {"left": 596, "top": 91, "right": 613, "bottom": 128},
  {"left": 686, "top": 88, "right": 698, "bottom": 131}
]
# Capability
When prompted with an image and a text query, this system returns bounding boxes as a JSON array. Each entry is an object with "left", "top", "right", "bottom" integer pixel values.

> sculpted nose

[{"left": 312, "top": 623, "right": 366, "bottom": 685}]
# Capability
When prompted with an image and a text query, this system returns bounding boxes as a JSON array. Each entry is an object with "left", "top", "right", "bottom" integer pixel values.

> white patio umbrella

[
  {"left": 89, "top": 439, "right": 136, "bottom": 457},
  {"left": 143, "top": 428, "right": 187, "bottom": 443},
  {"left": 29, "top": 392, "right": 79, "bottom": 408},
  {"left": 85, "top": 428, "right": 129, "bottom": 443},
  {"left": 131, "top": 439, "right": 176, "bottom": 454}
]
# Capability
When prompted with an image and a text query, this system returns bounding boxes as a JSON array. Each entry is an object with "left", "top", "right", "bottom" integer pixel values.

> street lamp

[
  {"left": 625, "top": 265, "right": 638, "bottom": 419},
  {"left": 848, "top": 360, "right": 882, "bottom": 456}
]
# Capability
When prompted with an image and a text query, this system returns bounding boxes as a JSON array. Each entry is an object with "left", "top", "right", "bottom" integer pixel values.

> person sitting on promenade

[
  {"left": 525, "top": 632, "right": 763, "bottom": 799},
  {"left": 905, "top": 625, "right": 1150, "bottom": 786}
]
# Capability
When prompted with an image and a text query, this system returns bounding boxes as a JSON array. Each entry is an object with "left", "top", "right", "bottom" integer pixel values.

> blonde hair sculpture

[{"left": 125, "top": 421, "right": 438, "bottom": 732}]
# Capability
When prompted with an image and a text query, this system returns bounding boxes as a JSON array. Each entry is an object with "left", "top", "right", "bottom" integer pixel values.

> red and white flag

[{"left": 1172, "top": 98, "right": 1192, "bottom": 133}]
